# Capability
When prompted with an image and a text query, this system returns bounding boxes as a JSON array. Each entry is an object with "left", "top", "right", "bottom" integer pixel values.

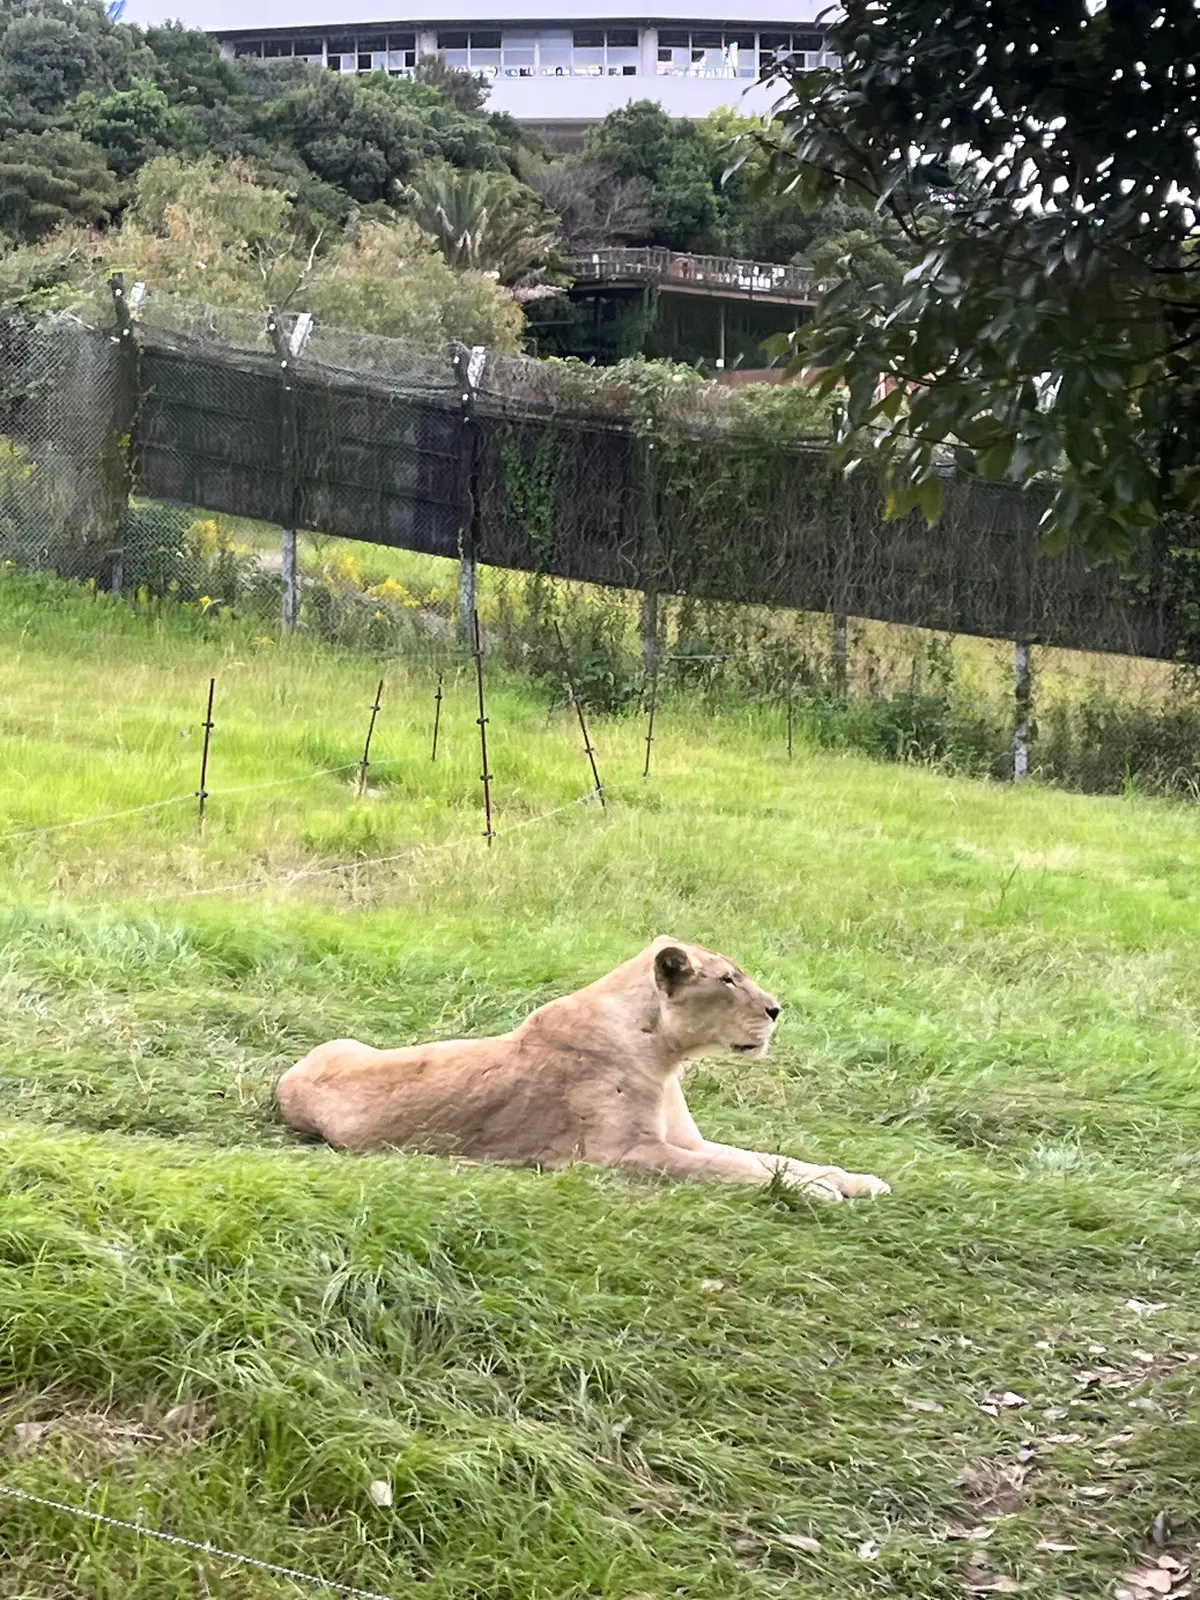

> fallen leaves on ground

[
  {"left": 957, "top": 1462, "right": 1028, "bottom": 1517},
  {"left": 1117, "top": 1555, "right": 1192, "bottom": 1600},
  {"left": 774, "top": 1533, "right": 821, "bottom": 1554},
  {"left": 961, "top": 1552, "right": 1023, "bottom": 1593},
  {"left": 9, "top": 1408, "right": 202, "bottom": 1455}
]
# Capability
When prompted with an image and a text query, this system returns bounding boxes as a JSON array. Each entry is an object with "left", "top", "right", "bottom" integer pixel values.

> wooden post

[
  {"left": 786, "top": 683, "right": 794, "bottom": 760},
  {"left": 553, "top": 621, "right": 605, "bottom": 807},
  {"left": 357, "top": 679, "right": 384, "bottom": 797},
  {"left": 473, "top": 611, "right": 494, "bottom": 845},
  {"left": 1013, "top": 639, "right": 1032, "bottom": 782},
  {"left": 196, "top": 677, "right": 215, "bottom": 829}
]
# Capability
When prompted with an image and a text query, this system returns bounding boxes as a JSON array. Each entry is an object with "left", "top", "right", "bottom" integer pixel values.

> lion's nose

[{"left": 765, "top": 1004, "right": 780, "bottom": 1021}]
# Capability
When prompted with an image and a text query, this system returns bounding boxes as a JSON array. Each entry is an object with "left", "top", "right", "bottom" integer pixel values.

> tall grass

[{"left": 1, "top": 570, "right": 1198, "bottom": 1599}]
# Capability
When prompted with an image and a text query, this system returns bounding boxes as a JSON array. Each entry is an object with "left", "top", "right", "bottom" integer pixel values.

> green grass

[{"left": 1, "top": 571, "right": 1198, "bottom": 1599}]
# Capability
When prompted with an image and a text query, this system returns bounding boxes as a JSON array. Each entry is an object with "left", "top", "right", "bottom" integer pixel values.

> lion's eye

[{"left": 722, "top": 974, "right": 737, "bottom": 985}]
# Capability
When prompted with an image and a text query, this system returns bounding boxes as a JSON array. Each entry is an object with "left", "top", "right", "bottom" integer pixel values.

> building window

[
  {"left": 570, "top": 27, "right": 639, "bottom": 76},
  {"left": 535, "top": 30, "right": 572, "bottom": 75},
  {"left": 437, "top": 28, "right": 501, "bottom": 74},
  {"left": 759, "top": 30, "right": 827, "bottom": 69},
  {"left": 656, "top": 28, "right": 756, "bottom": 78},
  {"left": 279, "top": 31, "right": 412, "bottom": 73}
]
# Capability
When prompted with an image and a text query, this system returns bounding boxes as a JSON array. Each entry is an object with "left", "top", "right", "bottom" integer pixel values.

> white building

[{"left": 119, "top": 1, "right": 832, "bottom": 135}]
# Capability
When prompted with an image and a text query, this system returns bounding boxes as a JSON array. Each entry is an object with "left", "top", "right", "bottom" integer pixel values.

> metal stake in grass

[
  {"left": 553, "top": 621, "right": 605, "bottom": 808},
  {"left": 357, "top": 678, "right": 384, "bottom": 797},
  {"left": 642, "top": 660, "right": 658, "bottom": 781},
  {"left": 430, "top": 670, "right": 444, "bottom": 762},
  {"left": 786, "top": 681, "right": 794, "bottom": 761},
  {"left": 196, "top": 677, "right": 215, "bottom": 829},
  {"left": 473, "top": 612, "right": 494, "bottom": 846}
]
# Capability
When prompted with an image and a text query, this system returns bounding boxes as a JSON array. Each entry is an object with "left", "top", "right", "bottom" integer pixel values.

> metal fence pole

[
  {"left": 266, "top": 310, "right": 311, "bottom": 634},
  {"left": 453, "top": 346, "right": 486, "bottom": 652},
  {"left": 106, "top": 274, "right": 140, "bottom": 595},
  {"left": 831, "top": 613, "right": 848, "bottom": 695},
  {"left": 639, "top": 587, "right": 659, "bottom": 680},
  {"left": 1013, "top": 639, "right": 1032, "bottom": 782}
]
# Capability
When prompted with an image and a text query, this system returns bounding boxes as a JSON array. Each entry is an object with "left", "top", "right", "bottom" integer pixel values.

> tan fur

[{"left": 276, "top": 936, "right": 890, "bottom": 1202}]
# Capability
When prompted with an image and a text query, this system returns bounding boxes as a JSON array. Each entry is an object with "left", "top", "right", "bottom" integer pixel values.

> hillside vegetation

[{"left": 1, "top": 573, "right": 1198, "bottom": 1598}]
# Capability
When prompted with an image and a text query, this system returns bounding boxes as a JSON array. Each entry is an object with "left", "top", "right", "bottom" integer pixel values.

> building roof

[{"left": 121, "top": 1, "right": 821, "bottom": 27}]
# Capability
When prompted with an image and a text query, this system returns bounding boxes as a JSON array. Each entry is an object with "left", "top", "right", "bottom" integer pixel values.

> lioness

[{"left": 277, "top": 936, "right": 890, "bottom": 1202}]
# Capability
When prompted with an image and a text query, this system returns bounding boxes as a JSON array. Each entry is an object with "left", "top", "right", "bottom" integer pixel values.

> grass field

[{"left": 1, "top": 571, "right": 1198, "bottom": 1599}]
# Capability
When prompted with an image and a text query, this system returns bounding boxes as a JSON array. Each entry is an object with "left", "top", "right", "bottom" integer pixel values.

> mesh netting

[
  {"left": 0, "top": 291, "right": 1192, "bottom": 662},
  {"left": 0, "top": 313, "right": 131, "bottom": 584}
]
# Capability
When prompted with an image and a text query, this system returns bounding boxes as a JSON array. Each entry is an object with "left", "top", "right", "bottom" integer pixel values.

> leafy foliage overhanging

[{"left": 761, "top": 0, "right": 1200, "bottom": 553}]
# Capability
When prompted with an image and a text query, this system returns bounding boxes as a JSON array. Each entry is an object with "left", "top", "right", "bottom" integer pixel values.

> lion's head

[{"left": 649, "top": 936, "right": 780, "bottom": 1060}]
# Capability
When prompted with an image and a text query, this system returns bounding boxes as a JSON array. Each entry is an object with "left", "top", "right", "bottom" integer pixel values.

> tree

[
  {"left": 0, "top": 154, "right": 525, "bottom": 350},
  {"left": 140, "top": 21, "right": 241, "bottom": 110},
  {"left": 0, "top": 0, "right": 146, "bottom": 120},
  {"left": 413, "top": 53, "right": 489, "bottom": 115},
  {"left": 0, "top": 13, "right": 103, "bottom": 114},
  {"left": 72, "top": 79, "right": 183, "bottom": 177},
  {"left": 259, "top": 73, "right": 511, "bottom": 207},
  {"left": 520, "top": 152, "right": 647, "bottom": 255},
  {"left": 402, "top": 161, "right": 556, "bottom": 283},
  {"left": 0, "top": 129, "right": 118, "bottom": 240},
  {"left": 764, "top": 0, "right": 1200, "bottom": 550},
  {"left": 308, "top": 216, "right": 523, "bottom": 347},
  {"left": 584, "top": 101, "right": 722, "bottom": 252}
]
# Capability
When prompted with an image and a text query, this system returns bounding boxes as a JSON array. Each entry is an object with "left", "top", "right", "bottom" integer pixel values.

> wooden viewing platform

[{"left": 568, "top": 246, "right": 821, "bottom": 307}]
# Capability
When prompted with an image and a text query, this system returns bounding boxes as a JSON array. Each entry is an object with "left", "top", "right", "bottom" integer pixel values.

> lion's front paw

[
  {"left": 794, "top": 1173, "right": 845, "bottom": 1204},
  {"left": 834, "top": 1169, "right": 890, "bottom": 1199},
  {"left": 772, "top": 1163, "right": 844, "bottom": 1203}
]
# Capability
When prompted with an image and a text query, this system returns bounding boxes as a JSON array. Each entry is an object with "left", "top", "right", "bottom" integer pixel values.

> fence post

[
  {"left": 106, "top": 274, "right": 140, "bottom": 595},
  {"left": 358, "top": 678, "right": 385, "bottom": 797},
  {"left": 196, "top": 677, "right": 215, "bottom": 830},
  {"left": 642, "top": 661, "right": 658, "bottom": 780},
  {"left": 831, "top": 613, "right": 848, "bottom": 695},
  {"left": 473, "top": 611, "right": 494, "bottom": 846},
  {"left": 639, "top": 587, "right": 659, "bottom": 679},
  {"left": 1013, "top": 639, "right": 1032, "bottom": 782},
  {"left": 453, "top": 345, "right": 486, "bottom": 651},
  {"left": 553, "top": 621, "right": 605, "bottom": 808},
  {"left": 1012, "top": 498, "right": 1037, "bottom": 783},
  {"left": 430, "top": 670, "right": 444, "bottom": 762},
  {"left": 266, "top": 309, "right": 311, "bottom": 634},
  {"left": 281, "top": 529, "right": 298, "bottom": 631}
]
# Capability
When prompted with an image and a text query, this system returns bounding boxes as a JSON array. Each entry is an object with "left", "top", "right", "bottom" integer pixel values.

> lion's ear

[{"left": 654, "top": 944, "right": 694, "bottom": 994}]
